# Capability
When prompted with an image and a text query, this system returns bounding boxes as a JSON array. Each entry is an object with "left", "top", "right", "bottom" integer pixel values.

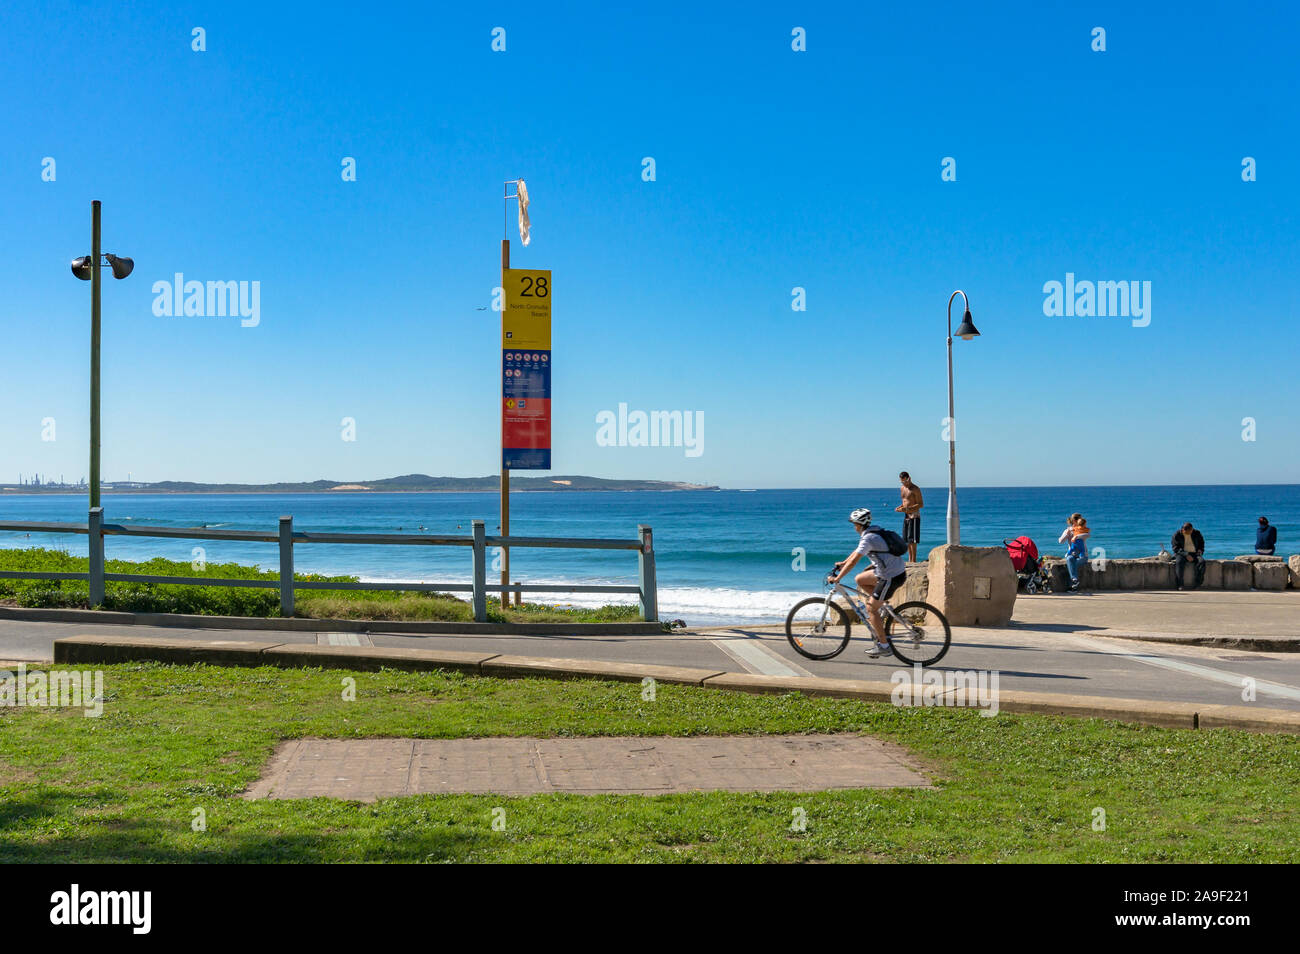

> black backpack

[{"left": 867, "top": 525, "right": 909, "bottom": 557}]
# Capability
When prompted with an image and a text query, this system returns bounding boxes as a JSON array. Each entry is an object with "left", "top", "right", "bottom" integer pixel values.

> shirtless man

[{"left": 894, "top": 471, "right": 924, "bottom": 562}]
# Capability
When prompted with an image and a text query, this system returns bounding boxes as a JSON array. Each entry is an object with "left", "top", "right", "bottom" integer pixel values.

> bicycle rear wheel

[
  {"left": 785, "top": 597, "right": 852, "bottom": 660},
  {"left": 884, "top": 601, "right": 951, "bottom": 666}
]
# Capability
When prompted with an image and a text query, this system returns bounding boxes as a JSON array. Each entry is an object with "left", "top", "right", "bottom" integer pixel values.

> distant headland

[{"left": 0, "top": 474, "right": 719, "bottom": 495}]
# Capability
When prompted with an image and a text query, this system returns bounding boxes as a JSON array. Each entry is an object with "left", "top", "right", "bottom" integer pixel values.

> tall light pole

[
  {"left": 71, "top": 200, "right": 134, "bottom": 510},
  {"left": 946, "top": 290, "right": 980, "bottom": 545}
]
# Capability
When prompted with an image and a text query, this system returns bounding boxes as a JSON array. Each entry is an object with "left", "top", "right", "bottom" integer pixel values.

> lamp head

[
  {"left": 105, "top": 254, "right": 134, "bottom": 279},
  {"left": 955, "top": 309, "right": 980, "bottom": 341},
  {"left": 71, "top": 256, "right": 93, "bottom": 280}
]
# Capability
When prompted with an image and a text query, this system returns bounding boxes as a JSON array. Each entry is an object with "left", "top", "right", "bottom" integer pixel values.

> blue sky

[{"left": 2, "top": 0, "right": 1297, "bottom": 489}]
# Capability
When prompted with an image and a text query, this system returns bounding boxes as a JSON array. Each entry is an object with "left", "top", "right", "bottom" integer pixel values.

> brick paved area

[{"left": 243, "top": 735, "right": 931, "bottom": 801}]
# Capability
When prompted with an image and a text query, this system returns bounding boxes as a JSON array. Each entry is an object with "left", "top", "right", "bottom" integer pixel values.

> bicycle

[{"left": 785, "top": 568, "right": 952, "bottom": 666}]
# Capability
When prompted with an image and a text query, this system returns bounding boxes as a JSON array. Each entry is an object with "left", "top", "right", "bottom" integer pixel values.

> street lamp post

[
  {"left": 71, "top": 200, "right": 134, "bottom": 510},
  {"left": 946, "top": 290, "right": 980, "bottom": 545}
]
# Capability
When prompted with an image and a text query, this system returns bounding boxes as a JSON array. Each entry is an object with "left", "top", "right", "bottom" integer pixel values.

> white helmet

[{"left": 849, "top": 508, "right": 872, "bottom": 526}]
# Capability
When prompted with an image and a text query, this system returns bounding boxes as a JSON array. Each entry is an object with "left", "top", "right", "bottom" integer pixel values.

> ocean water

[{"left": 1, "top": 486, "right": 1296, "bottom": 624}]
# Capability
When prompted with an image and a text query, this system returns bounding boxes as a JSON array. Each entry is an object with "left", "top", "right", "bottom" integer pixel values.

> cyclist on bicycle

[{"left": 830, "top": 507, "right": 907, "bottom": 658}]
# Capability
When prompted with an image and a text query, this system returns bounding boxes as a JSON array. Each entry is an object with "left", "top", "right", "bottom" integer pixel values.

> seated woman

[
  {"left": 1059, "top": 513, "right": 1090, "bottom": 592},
  {"left": 1256, "top": 517, "right": 1277, "bottom": 555}
]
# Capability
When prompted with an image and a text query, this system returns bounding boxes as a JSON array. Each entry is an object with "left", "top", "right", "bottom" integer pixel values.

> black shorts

[
  {"left": 903, "top": 515, "right": 920, "bottom": 544},
  {"left": 872, "top": 571, "right": 906, "bottom": 602}
]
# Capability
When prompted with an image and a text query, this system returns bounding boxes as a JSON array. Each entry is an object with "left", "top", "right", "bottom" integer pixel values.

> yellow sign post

[
  {"left": 501, "top": 269, "right": 552, "bottom": 348},
  {"left": 501, "top": 266, "right": 552, "bottom": 472},
  {"left": 499, "top": 264, "right": 553, "bottom": 606}
]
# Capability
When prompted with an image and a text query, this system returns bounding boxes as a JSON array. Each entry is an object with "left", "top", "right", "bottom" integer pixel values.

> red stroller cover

[{"left": 1005, "top": 535, "right": 1039, "bottom": 572}]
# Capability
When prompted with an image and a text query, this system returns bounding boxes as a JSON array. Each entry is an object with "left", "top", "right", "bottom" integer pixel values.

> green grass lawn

[
  {"left": 0, "top": 547, "right": 641, "bottom": 624},
  {"left": 1, "top": 662, "right": 1296, "bottom": 863}
]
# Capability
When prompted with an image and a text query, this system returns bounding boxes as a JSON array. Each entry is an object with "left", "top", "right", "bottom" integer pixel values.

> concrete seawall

[
  {"left": 902, "top": 553, "right": 1299, "bottom": 593},
  {"left": 1040, "top": 553, "right": 1298, "bottom": 591}
]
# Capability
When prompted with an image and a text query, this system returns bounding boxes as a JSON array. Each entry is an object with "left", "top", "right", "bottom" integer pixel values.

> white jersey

[{"left": 854, "top": 528, "right": 905, "bottom": 579}]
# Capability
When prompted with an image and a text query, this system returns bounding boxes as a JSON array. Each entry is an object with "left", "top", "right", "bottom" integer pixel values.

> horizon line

[{"left": 4, "top": 480, "right": 1299, "bottom": 493}]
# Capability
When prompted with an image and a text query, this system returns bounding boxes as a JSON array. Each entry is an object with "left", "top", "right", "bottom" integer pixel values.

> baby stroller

[{"left": 1005, "top": 536, "right": 1052, "bottom": 593}]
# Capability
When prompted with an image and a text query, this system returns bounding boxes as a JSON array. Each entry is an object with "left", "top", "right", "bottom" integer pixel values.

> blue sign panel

[{"left": 502, "top": 349, "right": 551, "bottom": 469}]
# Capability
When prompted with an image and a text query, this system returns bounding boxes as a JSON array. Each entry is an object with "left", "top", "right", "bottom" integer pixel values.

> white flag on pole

[{"left": 516, "top": 179, "right": 531, "bottom": 246}]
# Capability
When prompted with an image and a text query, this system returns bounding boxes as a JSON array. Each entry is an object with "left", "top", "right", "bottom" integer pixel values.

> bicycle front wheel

[
  {"left": 884, "top": 601, "right": 952, "bottom": 666},
  {"left": 785, "top": 597, "right": 852, "bottom": 660}
]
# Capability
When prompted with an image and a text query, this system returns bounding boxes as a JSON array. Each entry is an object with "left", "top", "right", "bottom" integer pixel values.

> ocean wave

[
  {"left": 352, "top": 574, "right": 805, "bottom": 624},
  {"left": 655, "top": 586, "right": 805, "bottom": 623}
]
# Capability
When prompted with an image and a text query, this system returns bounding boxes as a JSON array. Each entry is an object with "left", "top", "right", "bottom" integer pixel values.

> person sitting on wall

[
  {"left": 1256, "top": 517, "right": 1278, "bottom": 556},
  {"left": 1172, "top": 522, "right": 1206, "bottom": 590},
  {"left": 1059, "top": 513, "right": 1090, "bottom": 592}
]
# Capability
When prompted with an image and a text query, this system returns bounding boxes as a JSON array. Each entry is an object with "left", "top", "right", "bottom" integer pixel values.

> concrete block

[
  {"left": 1086, "top": 558, "right": 1156, "bottom": 590},
  {"left": 1196, "top": 705, "right": 1300, "bottom": 734},
  {"left": 53, "top": 634, "right": 281, "bottom": 666},
  {"left": 1144, "top": 559, "right": 1176, "bottom": 589},
  {"left": 261, "top": 643, "right": 497, "bottom": 673},
  {"left": 1252, "top": 562, "right": 1289, "bottom": 591},
  {"left": 926, "top": 545, "right": 1016, "bottom": 626},
  {"left": 901, "top": 562, "right": 929, "bottom": 604},
  {"left": 1078, "top": 561, "right": 1110, "bottom": 590},
  {"left": 1290, "top": 554, "right": 1300, "bottom": 589},
  {"left": 1120, "top": 558, "right": 1167, "bottom": 589},
  {"left": 1175, "top": 558, "right": 1222, "bottom": 589},
  {"left": 1111, "top": 562, "right": 1130, "bottom": 589},
  {"left": 481, "top": 655, "right": 723, "bottom": 686},
  {"left": 1042, "top": 560, "right": 1071, "bottom": 592},
  {"left": 1219, "top": 560, "right": 1253, "bottom": 590}
]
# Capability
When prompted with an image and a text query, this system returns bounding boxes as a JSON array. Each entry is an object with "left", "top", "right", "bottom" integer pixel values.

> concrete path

[
  {"left": 1011, "top": 590, "right": 1300, "bottom": 641},
  {"left": 6, "top": 590, "right": 1300, "bottom": 712},
  {"left": 716, "top": 623, "right": 1300, "bottom": 711},
  {"left": 243, "top": 734, "right": 930, "bottom": 801}
]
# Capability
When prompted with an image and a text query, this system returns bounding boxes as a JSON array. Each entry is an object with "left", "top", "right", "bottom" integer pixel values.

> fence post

[
  {"left": 88, "top": 506, "right": 105, "bottom": 607},
  {"left": 471, "top": 520, "right": 487, "bottom": 622},
  {"left": 279, "top": 515, "right": 294, "bottom": 618},
  {"left": 638, "top": 524, "right": 658, "bottom": 622}
]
